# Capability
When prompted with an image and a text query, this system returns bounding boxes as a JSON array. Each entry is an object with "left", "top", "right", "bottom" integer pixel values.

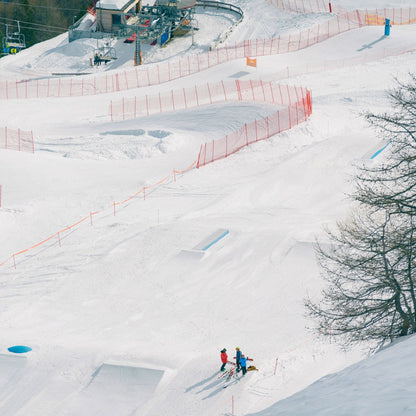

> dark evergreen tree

[{"left": 1, "top": 0, "right": 94, "bottom": 48}]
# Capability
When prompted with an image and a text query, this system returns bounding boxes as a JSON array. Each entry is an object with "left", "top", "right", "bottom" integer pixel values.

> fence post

[
  {"left": 274, "top": 357, "right": 278, "bottom": 375},
  {"left": 183, "top": 88, "right": 188, "bottom": 109},
  {"left": 329, "top": 1, "right": 332, "bottom": 12},
  {"left": 196, "top": 144, "right": 202, "bottom": 168},
  {"left": 207, "top": 83, "right": 212, "bottom": 104},
  {"left": 222, "top": 80, "right": 227, "bottom": 101},
  {"left": 260, "top": 80, "right": 266, "bottom": 101}
]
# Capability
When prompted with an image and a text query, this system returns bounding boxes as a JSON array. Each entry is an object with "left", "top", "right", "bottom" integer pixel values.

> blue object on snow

[
  {"left": 8, "top": 346, "right": 32, "bottom": 354},
  {"left": 201, "top": 230, "right": 229, "bottom": 251},
  {"left": 370, "top": 141, "right": 391, "bottom": 159},
  {"left": 384, "top": 18, "right": 391, "bottom": 36},
  {"left": 192, "top": 228, "right": 230, "bottom": 252}
]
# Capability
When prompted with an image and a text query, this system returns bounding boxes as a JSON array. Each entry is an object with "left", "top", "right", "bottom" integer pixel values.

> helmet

[{"left": 236, "top": 347, "right": 240, "bottom": 350}]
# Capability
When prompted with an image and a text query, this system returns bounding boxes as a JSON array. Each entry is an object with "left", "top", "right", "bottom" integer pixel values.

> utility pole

[{"left": 134, "top": 30, "right": 142, "bottom": 65}]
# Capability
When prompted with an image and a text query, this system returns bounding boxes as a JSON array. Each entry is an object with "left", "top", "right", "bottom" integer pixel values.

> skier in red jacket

[{"left": 220, "top": 348, "right": 228, "bottom": 372}]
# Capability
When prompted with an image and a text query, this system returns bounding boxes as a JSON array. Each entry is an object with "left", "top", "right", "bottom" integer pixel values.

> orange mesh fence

[
  {"left": 364, "top": 8, "right": 416, "bottom": 25},
  {"left": 0, "top": 127, "right": 34, "bottom": 153},
  {"left": 197, "top": 84, "right": 311, "bottom": 168},
  {"left": 109, "top": 79, "right": 303, "bottom": 121},
  {"left": 110, "top": 80, "right": 312, "bottom": 168},
  {"left": 3, "top": 8, "right": 416, "bottom": 100},
  {"left": 0, "top": 164, "right": 196, "bottom": 269}
]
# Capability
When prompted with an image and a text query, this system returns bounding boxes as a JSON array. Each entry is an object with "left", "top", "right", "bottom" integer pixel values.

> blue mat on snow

[
  {"left": 8, "top": 346, "right": 32, "bottom": 354},
  {"left": 193, "top": 229, "right": 229, "bottom": 251}
]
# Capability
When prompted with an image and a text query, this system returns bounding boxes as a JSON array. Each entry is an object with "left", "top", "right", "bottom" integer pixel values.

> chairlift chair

[{"left": 3, "top": 22, "right": 26, "bottom": 54}]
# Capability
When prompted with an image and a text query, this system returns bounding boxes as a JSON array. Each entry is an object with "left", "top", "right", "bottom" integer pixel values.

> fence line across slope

[{"left": 1, "top": 7, "right": 415, "bottom": 100}]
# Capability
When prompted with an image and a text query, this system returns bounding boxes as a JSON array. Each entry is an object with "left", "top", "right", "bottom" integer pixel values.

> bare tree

[
  {"left": 356, "top": 74, "right": 416, "bottom": 214},
  {"left": 306, "top": 75, "right": 416, "bottom": 349},
  {"left": 306, "top": 210, "right": 416, "bottom": 348}
]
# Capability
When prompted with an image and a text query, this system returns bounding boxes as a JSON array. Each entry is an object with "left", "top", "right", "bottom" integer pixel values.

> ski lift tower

[
  {"left": 120, "top": 0, "right": 196, "bottom": 65},
  {"left": 2, "top": 21, "right": 26, "bottom": 55}
]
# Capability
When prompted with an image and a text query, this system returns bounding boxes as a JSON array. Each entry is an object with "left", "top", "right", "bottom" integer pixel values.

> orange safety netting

[
  {"left": 3, "top": 8, "right": 416, "bottom": 100},
  {"left": 0, "top": 164, "right": 196, "bottom": 268},
  {"left": 0, "top": 126, "right": 34, "bottom": 153}
]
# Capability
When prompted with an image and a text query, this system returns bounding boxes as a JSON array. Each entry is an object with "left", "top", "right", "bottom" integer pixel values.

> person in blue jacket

[
  {"left": 240, "top": 354, "right": 248, "bottom": 375},
  {"left": 235, "top": 347, "right": 242, "bottom": 372}
]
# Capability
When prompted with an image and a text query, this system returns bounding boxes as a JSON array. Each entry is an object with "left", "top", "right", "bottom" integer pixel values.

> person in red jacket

[{"left": 220, "top": 348, "right": 228, "bottom": 372}]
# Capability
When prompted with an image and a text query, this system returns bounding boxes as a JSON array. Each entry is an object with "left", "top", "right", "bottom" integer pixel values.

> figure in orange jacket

[{"left": 220, "top": 348, "right": 228, "bottom": 372}]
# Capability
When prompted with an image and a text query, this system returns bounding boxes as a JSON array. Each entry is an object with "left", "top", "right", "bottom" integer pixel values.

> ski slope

[{"left": 1, "top": 0, "right": 416, "bottom": 415}]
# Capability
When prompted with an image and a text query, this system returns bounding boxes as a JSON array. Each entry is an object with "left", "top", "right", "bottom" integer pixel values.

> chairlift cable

[
  {"left": 0, "top": 22, "right": 66, "bottom": 34},
  {"left": 0, "top": 16, "right": 68, "bottom": 30}
]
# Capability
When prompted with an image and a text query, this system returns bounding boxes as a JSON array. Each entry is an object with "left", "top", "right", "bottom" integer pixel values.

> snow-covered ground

[{"left": 1, "top": 0, "right": 416, "bottom": 415}]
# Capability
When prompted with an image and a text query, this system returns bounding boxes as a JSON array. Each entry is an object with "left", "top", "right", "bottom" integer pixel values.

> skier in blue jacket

[
  {"left": 235, "top": 347, "right": 242, "bottom": 372},
  {"left": 240, "top": 354, "right": 248, "bottom": 375}
]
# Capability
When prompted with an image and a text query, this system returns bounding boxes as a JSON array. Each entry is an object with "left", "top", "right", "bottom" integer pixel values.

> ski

[
  {"left": 218, "top": 362, "right": 236, "bottom": 379},
  {"left": 223, "top": 373, "right": 242, "bottom": 388}
]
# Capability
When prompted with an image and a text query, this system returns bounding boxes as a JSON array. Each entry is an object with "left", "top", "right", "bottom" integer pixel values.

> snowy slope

[
  {"left": 0, "top": 0, "right": 416, "bottom": 415},
  {"left": 249, "top": 334, "right": 416, "bottom": 416}
]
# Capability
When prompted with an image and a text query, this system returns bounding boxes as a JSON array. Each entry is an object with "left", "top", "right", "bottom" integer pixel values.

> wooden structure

[{"left": 95, "top": 0, "right": 141, "bottom": 33}]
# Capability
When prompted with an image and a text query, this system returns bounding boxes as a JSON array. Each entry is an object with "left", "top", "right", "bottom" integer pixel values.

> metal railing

[{"left": 195, "top": 0, "right": 244, "bottom": 49}]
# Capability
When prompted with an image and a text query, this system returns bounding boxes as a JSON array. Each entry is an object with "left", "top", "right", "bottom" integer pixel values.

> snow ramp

[
  {"left": 62, "top": 364, "right": 164, "bottom": 416},
  {"left": 0, "top": 354, "right": 27, "bottom": 397}
]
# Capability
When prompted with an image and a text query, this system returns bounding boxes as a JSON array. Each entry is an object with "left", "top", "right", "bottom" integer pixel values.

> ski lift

[
  {"left": 92, "top": 40, "right": 117, "bottom": 65},
  {"left": 2, "top": 21, "right": 26, "bottom": 55}
]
